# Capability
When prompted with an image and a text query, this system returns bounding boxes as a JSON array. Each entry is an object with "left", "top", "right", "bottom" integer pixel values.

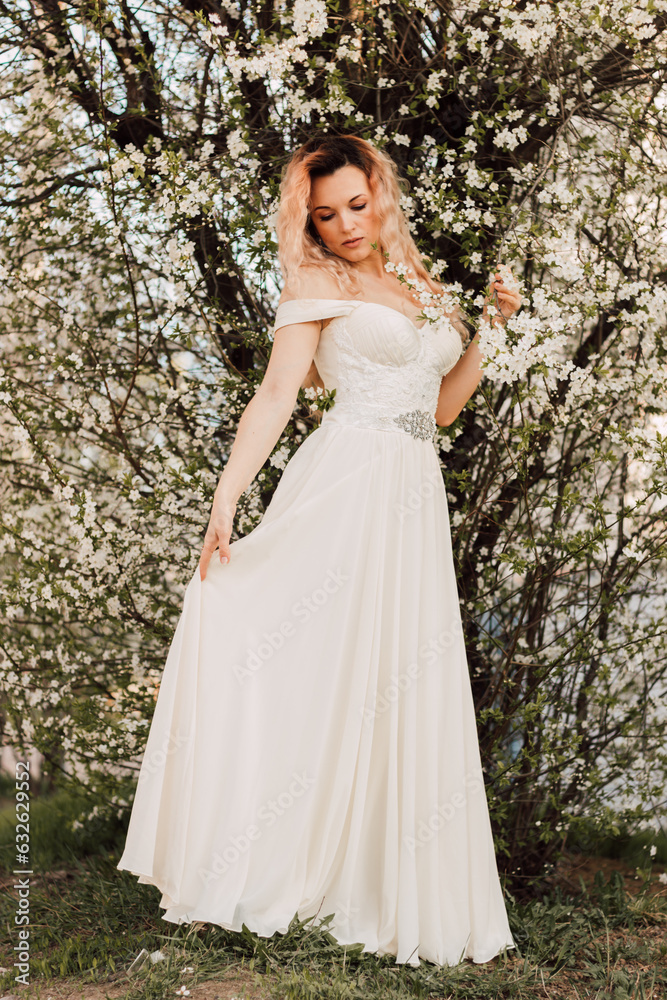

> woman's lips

[{"left": 343, "top": 237, "right": 363, "bottom": 247}]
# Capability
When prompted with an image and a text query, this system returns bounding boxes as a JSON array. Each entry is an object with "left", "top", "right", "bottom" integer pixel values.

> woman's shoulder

[
  {"left": 273, "top": 268, "right": 358, "bottom": 332},
  {"left": 278, "top": 266, "right": 347, "bottom": 306}
]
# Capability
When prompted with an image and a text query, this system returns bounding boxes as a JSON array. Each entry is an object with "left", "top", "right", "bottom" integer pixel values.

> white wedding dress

[{"left": 116, "top": 298, "right": 516, "bottom": 967}]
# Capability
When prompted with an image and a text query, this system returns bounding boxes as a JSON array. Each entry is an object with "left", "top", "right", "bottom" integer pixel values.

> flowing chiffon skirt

[{"left": 116, "top": 412, "right": 516, "bottom": 967}]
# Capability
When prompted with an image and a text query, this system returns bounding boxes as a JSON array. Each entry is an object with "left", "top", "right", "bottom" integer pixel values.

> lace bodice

[{"left": 273, "top": 298, "right": 464, "bottom": 441}]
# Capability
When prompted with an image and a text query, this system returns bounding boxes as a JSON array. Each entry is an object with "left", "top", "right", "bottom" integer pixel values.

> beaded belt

[
  {"left": 392, "top": 410, "right": 437, "bottom": 441},
  {"left": 321, "top": 407, "right": 437, "bottom": 442}
]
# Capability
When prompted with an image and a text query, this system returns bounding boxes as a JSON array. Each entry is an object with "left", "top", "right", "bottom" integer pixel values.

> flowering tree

[{"left": 1, "top": 0, "right": 666, "bottom": 888}]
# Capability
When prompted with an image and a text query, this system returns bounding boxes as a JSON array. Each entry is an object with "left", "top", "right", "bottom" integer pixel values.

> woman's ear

[{"left": 307, "top": 216, "right": 322, "bottom": 245}]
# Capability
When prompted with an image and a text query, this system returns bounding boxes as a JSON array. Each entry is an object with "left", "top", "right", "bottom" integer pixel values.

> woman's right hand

[{"left": 199, "top": 494, "right": 237, "bottom": 582}]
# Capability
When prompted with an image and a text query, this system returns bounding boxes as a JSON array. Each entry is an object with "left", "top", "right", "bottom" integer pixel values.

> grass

[{"left": 0, "top": 778, "right": 665, "bottom": 1000}]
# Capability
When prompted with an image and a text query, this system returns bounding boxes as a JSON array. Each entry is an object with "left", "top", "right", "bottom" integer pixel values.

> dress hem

[{"left": 116, "top": 859, "right": 516, "bottom": 969}]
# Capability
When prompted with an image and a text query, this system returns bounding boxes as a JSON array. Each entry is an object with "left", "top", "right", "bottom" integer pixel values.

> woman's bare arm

[
  {"left": 199, "top": 317, "right": 320, "bottom": 580},
  {"left": 435, "top": 272, "right": 522, "bottom": 427},
  {"left": 434, "top": 330, "right": 487, "bottom": 427}
]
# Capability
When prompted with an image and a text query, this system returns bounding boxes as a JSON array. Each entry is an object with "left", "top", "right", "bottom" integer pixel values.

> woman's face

[{"left": 308, "top": 165, "right": 381, "bottom": 265}]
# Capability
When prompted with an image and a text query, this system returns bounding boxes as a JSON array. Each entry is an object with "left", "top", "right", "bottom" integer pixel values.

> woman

[{"left": 117, "top": 134, "right": 522, "bottom": 968}]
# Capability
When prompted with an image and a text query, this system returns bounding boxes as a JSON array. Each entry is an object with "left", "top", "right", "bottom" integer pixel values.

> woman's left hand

[{"left": 486, "top": 267, "right": 523, "bottom": 320}]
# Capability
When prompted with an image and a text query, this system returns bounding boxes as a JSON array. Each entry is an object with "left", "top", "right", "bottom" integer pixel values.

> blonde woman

[{"left": 117, "top": 134, "right": 522, "bottom": 968}]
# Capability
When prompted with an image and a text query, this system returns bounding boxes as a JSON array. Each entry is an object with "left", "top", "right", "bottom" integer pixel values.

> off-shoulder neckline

[{"left": 277, "top": 298, "right": 429, "bottom": 332}]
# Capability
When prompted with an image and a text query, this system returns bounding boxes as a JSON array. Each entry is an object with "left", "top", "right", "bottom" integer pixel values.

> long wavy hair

[{"left": 275, "top": 133, "right": 441, "bottom": 299}]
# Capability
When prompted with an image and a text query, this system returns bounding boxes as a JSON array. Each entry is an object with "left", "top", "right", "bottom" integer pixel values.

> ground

[{"left": 0, "top": 850, "right": 665, "bottom": 1000}]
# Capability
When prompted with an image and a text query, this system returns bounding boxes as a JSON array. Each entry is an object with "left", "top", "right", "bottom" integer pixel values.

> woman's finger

[{"left": 199, "top": 532, "right": 219, "bottom": 581}]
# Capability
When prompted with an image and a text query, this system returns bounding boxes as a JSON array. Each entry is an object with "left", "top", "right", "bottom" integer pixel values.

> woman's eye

[
  {"left": 352, "top": 204, "right": 366, "bottom": 211},
  {"left": 319, "top": 215, "right": 334, "bottom": 222}
]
